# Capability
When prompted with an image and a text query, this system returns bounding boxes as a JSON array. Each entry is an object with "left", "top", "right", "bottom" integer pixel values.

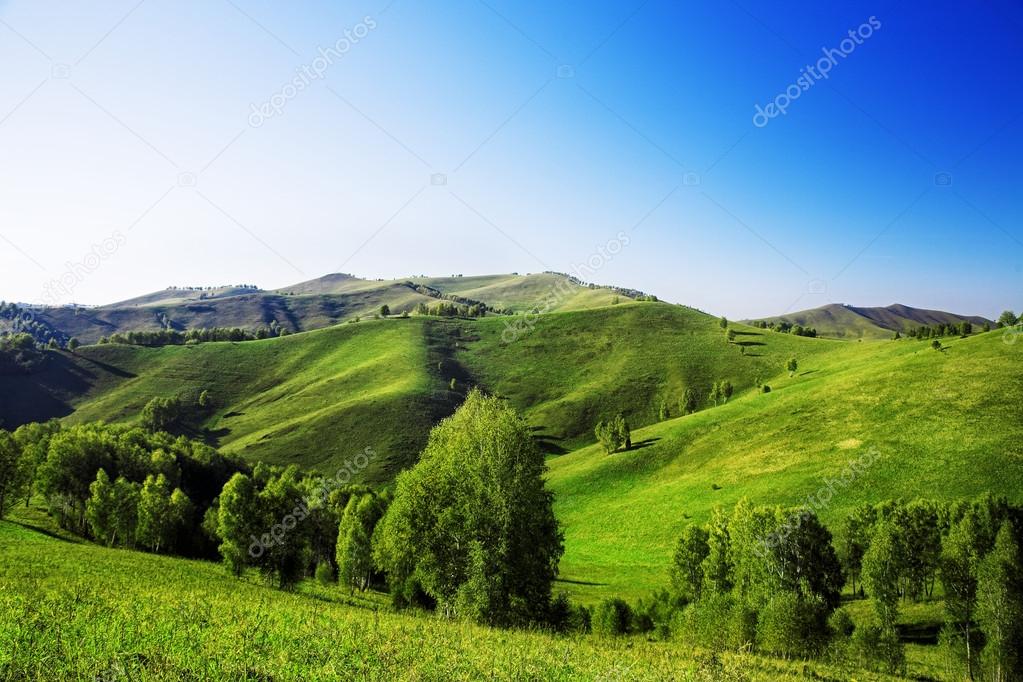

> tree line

[{"left": 98, "top": 324, "right": 291, "bottom": 347}]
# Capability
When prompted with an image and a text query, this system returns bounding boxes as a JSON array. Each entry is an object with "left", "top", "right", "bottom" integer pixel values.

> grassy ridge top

[{"left": 547, "top": 329, "right": 1023, "bottom": 601}]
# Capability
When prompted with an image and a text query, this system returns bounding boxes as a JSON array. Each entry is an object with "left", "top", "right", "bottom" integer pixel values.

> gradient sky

[{"left": 0, "top": 0, "right": 1020, "bottom": 318}]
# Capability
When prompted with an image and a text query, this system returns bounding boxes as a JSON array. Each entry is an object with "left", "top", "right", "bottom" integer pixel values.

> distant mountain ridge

[{"left": 748, "top": 303, "right": 992, "bottom": 339}]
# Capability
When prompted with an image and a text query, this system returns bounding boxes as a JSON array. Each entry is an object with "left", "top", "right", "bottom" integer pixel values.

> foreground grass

[{"left": 0, "top": 517, "right": 912, "bottom": 681}]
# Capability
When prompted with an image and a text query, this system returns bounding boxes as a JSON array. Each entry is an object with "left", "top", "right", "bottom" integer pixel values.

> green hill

[
  {"left": 749, "top": 303, "right": 991, "bottom": 340},
  {"left": 2, "top": 302, "right": 832, "bottom": 477},
  {"left": 547, "top": 329, "right": 1023, "bottom": 602},
  {"left": 30, "top": 272, "right": 636, "bottom": 344}
]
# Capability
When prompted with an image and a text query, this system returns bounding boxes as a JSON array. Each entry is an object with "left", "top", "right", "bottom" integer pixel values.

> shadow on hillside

[
  {"left": 732, "top": 331, "right": 762, "bottom": 337},
  {"left": 626, "top": 437, "right": 660, "bottom": 451},
  {"left": 736, "top": 340, "right": 766, "bottom": 347},
  {"left": 7, "top": 519, "right": 81, "bottom": 544},
  {"left": 76, "top": 355, "right": 137, "bottom": 378},
  {"left": 555, "top": 577, "right": 606, "bottom": 586}
]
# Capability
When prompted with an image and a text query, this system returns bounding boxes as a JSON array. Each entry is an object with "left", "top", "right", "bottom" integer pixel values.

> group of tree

[
  {"left": 906, "top": 321, "right": 975, "bottom": 340},
  {"left": 708, "top": 380, "right": 734, "bottom": 405},
  {"left": 0, "top": 421, "right": 243, "bottom": 558},
  {"left": 750, "top": 320, "right": 818, "bottom": 337},
  {"left": 98, "top": 324, "right": 290, "bottom": 347},
  {"left": 413, "top": 301, "right": 488, "bottom": 318},
  {"left": 836, "top": 496, "right": 1023, "bottom": 677},
  {"left": 0, "top": 333, "right": 49, "bottom": 374},
  {"left": 139, "top": 389, "right": 215, "bottom": 435},
  {"left": 0, "top": 301, "right": 68, "bottom": 347},
  {"left": 651, "top": 501, "right": 846, "bottom": 661},
  {"left": 997, "top": 310, "right": 1019, "bottom": 328},
  {"left": 594, "top": 414, "right": 631, "bottom": 453}
]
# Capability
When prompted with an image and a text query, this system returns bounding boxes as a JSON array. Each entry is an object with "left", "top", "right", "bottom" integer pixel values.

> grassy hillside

[
  {"left": 0, "top": 512, "right": 913, "bottom": 681},
  {"left": 547, "top": 329, "right": 1023, "bottom": 602},
  {"left": 456, "top": 302, "right": 838, "bottom": 452},
  {"left": 8, "top": 303, "right": 830, "bottom": 475}
]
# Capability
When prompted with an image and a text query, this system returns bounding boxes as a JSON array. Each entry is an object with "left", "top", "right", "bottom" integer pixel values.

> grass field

[{"left": 0, "top": 510, "right": 914, "bottom": 681}]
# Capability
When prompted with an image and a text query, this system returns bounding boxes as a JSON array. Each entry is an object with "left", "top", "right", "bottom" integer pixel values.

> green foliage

[
  {"left": 379, "top": 304, "right": 390, "bottom": 317},
  {"left": 670, "top": 524, "right": 709, "bottom": 602},
  {"left": 997, "top": 310, "right": 1018, "bottom": 327},
  {"left": 336, "top": 493, "right": 382, "bottom": 592},
  {"left": 679, "top": 387, "right": 700, "bottom": 415},
  {"left": 85, "top": 469, "right": 117, "bottom": 546},
  {"left": 756, "top": 592, "right": 829, "bottom": 659},
  {"left": 374, "top": 389, "right": 563, "bottom": 626},
  {"left": 861, "top": 521, "right": 902, "bottom": 630},
  {"left": 719, "top": 316, "right": 728, "bottom": 329},
  {"left": 975, "top": 522, "right": 1023, "bottom": 681},
  {"left": 594, "top": 414, "right": 630, "bottom": 454},
  {"left": 0, "top": 430, "right": 29, "bottom": 517},
  {"left": 140, "top": 396, "right": 185, "bottom": 433},
  {"left": 315, "top": 560, "right": 334, "bottom": 585},
  {"left": 591, "top": 597, "right": 632, "bottom": 636},
  {"left": 216, "top": 473, "right": 260, "bottom": 577},
  {"left": 136, "top": 474, "right": 177, "bottom": 553},
  {"left": 931, "top": 339, "right": 942, "bottom": 350},
  {"left": 786, "top": 357, "right": 797, "bottom": 376}
]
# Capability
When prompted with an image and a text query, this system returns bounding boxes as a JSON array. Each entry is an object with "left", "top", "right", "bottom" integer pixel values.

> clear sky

[{"left": 0, "top": 0, "right": 1020, "bottom": 319}]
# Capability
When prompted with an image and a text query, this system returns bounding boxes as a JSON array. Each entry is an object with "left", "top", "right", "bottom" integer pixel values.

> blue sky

[{"left": 0, "top": 0, "right": 1020, "bottom": 318}]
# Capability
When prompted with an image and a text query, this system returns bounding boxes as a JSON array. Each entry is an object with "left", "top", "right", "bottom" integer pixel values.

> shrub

[
  {"left": 757, "top": 593, "right": 829, "bottom": 659},
  {"left": 828, "top": 609, "right": 855, "bottom": 638},
  {"left": 315, "top": 561, "right": 334, "bottom": 585},
  {"left": 592, "top": 598, "right": 632, "bottom": 636},
  {"left": 675, "top": 593, "right": 734, "bottom": 652}
]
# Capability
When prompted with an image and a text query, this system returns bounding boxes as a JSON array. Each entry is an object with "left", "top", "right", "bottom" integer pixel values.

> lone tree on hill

[
  {"left": 786, "top": 357, "right": 798, "bottom": 377},
  {"left": 595, "top": 414, "right": 630, "bottom": 454},
  {"left": 379, "top": 304, "right": 390, "bottom": 317}
]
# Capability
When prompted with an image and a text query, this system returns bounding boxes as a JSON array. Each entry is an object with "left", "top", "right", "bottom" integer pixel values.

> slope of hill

[
  {"left": 3, "top": 302, "right": 833, "bottom": 475},
  {"left": 749, "top": 303, "right": 991, "bottom": 339},
  {"left": 546, "top": 329, "right": 1023, "bottom": 602},
  {"left": 0, "top": 513, "right": 905, "bottom": 681}
]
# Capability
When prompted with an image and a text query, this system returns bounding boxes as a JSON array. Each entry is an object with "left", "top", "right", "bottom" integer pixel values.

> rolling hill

[
  {"left": 748, "top": 302, "right": 991, "bottom": 339},
  {"left": 25, "top": 272, "right": 641, "bottom": 344},
  {"left": 4, "top": 302, "right": 822, "bottom": 477}
]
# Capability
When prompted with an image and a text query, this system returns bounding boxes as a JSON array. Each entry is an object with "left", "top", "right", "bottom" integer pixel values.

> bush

[
  {"left": 675, "top": 593, "right": 734, "bottom": 652},
  {"left": 592, "top": 598, "right": 632, "bottom": 637},
  {"left": 756, "top": 593, "right": 828, "bottom": 659},
  {"left": 548, "top": 592, "right": 591, "bottom": 633},
  {"left": 828, "top": 609, "right": 854, "bottom": 638},
  {"left": 315, "top": 561, "right": 334, "bottom": 585},
  {"left": 761, "top": 385, "right": 771, "bottom": 393},
  {"left": 851, "top": 625, "right": 905, "bottom": 674}
]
